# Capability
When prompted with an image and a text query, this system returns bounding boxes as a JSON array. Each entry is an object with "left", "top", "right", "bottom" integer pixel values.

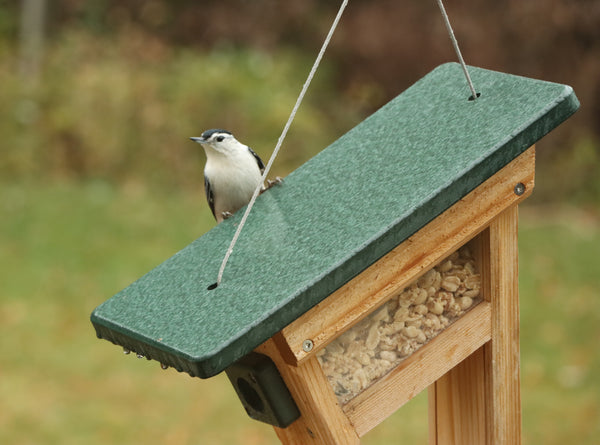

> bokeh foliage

[
  {"left": 3, "top": 27, "right": 357, "bottom": 188},
  {"left": 3, "top": 0, "right": 600, "bottom": 203}
]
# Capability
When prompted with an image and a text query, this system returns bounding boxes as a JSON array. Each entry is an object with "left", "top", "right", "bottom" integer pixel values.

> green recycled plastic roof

[{"left": 92, "top": 63, "right": 579, "bottom": 378}]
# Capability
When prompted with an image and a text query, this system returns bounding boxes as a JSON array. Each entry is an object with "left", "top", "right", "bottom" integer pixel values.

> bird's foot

[
  {"left": 262, "top": 176, "right": 283, "bottom": 193},
  {"left": 221, "top": 211, "right": 234, "bottom": 220}
]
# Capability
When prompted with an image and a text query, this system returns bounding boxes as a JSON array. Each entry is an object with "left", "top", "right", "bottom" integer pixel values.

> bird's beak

[{"left": 190, "top": 137, "right": 206, "bottom": 144}]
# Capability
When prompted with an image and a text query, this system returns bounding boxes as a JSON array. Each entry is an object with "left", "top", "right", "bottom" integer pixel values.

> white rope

[
  {"left": 435, "top": 0, "right": 479, "bottom": 100},
  {"left": 214, "top": 0, "right": 350, "bottom": 287}
]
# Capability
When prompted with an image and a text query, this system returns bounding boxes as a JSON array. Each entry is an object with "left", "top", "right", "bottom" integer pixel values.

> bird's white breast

[{"left": 204, "top": 147, "right": 263, "bottom": 218}]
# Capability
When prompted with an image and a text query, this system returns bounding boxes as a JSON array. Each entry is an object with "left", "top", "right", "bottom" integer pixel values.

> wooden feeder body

[
  {"left": 265, "top": 149, "right": 533, "bottom": 444},
  {"left": 91, "top": 64, "right": 579, "bottom": 444}
]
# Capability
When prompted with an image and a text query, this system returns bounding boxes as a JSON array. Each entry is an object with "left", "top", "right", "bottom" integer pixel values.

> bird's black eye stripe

[{"left": 201, "top": 128, "right": 232, "bottom": 140}]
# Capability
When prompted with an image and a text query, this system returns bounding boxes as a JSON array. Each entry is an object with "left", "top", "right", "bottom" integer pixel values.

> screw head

[
  {"left": 302, "top": 339, "right": 314, "bottom": 352},
  {"left": 514, "top": 182, "right": 526, "bottom": 196}
]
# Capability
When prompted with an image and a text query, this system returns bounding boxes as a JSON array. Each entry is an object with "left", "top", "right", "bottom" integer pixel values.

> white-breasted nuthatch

[{"left": 191, "top": 129, "right": 274, "bottom": 223}]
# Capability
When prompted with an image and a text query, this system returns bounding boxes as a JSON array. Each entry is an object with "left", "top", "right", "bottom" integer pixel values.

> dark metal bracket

[{"left": 225, "top": 352, "right": 300, "bottom": 428}]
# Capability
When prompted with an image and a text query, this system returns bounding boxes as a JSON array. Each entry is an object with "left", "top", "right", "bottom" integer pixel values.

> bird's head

[{"left": 190, "top": 129, "right": 242, "bottom": 154}]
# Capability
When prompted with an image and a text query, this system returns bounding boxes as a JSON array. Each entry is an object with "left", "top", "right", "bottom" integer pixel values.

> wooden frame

[{"left": 254, "top": 146, "right": 534, "bottom": 444}]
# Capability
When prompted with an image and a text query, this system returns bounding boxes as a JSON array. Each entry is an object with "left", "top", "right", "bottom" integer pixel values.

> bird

[{"left": 190, "top": 129, "right": 279, "bottom": 223}]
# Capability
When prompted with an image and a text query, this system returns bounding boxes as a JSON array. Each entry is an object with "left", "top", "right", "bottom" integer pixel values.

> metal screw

[
  {"left": 302, "top": 339, "right": 314, "bottom": 352},
  {"left": 514, "top": 182, "right": 525, "bottom": 196}
]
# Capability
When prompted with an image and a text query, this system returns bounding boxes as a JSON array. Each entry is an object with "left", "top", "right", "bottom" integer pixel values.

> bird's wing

[
  {"left": 204, "top": 174, "right": 216, "bottom": 219},
  {"left": 247, "top": 146, "right": 265, "bottom": 174}
]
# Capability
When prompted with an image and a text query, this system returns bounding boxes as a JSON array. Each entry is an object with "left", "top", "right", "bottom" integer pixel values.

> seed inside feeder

[{"left": 316, "top": 244, "right": 482, "bottom": 404}]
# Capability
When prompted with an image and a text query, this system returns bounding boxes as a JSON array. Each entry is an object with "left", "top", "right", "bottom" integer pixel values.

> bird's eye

[{"left": 216, "top": 136, "right": 225, "bottom": 142}]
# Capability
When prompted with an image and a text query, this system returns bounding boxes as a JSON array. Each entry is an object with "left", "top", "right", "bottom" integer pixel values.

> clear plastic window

[{"left": 317, "top": 244, "right": 482, "bottom": 404}]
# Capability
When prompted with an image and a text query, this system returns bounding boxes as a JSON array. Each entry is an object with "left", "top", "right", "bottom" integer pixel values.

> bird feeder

[{"left": 91, "top": 63, "right": 579, "bottom": 444}]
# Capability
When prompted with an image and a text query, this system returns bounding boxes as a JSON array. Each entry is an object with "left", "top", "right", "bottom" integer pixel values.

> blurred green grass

[{"left": 1, "top": 181, "right": 598, "bottom": 444}]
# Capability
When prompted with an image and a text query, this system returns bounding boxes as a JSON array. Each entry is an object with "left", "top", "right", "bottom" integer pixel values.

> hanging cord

[
  {"left": 435, "top": 0, "right": 479, "bottom": 100},
  {"left": 213, "top": 0, "right": 350, "bottom": 287}
]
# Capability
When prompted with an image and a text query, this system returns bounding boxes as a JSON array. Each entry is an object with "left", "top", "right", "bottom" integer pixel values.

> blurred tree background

[
  {"left": 1, "top": 1, "right": 599, "bottom": 445},
  {"left": 2, "top": 0, "right": 599, "bottom": 201}
]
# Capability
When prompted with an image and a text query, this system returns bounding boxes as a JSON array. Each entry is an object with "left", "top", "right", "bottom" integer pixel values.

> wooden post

[
  {"left": 428, "top": 206, "right": 522, "bottom": 444},
  {"left": 486, "top": 205, "right": 522, "bottom": 444},
  {"left": 428, "top": 346, "right": 487, "bottom": 444}
]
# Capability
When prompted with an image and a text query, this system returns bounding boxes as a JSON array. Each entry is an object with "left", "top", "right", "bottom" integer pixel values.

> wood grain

[
  {"left": 429, "top": 346, "right": 488, "bottom": 445},
  {"left": 485, "top": 206, "right": 522, "bottom": 444}
]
